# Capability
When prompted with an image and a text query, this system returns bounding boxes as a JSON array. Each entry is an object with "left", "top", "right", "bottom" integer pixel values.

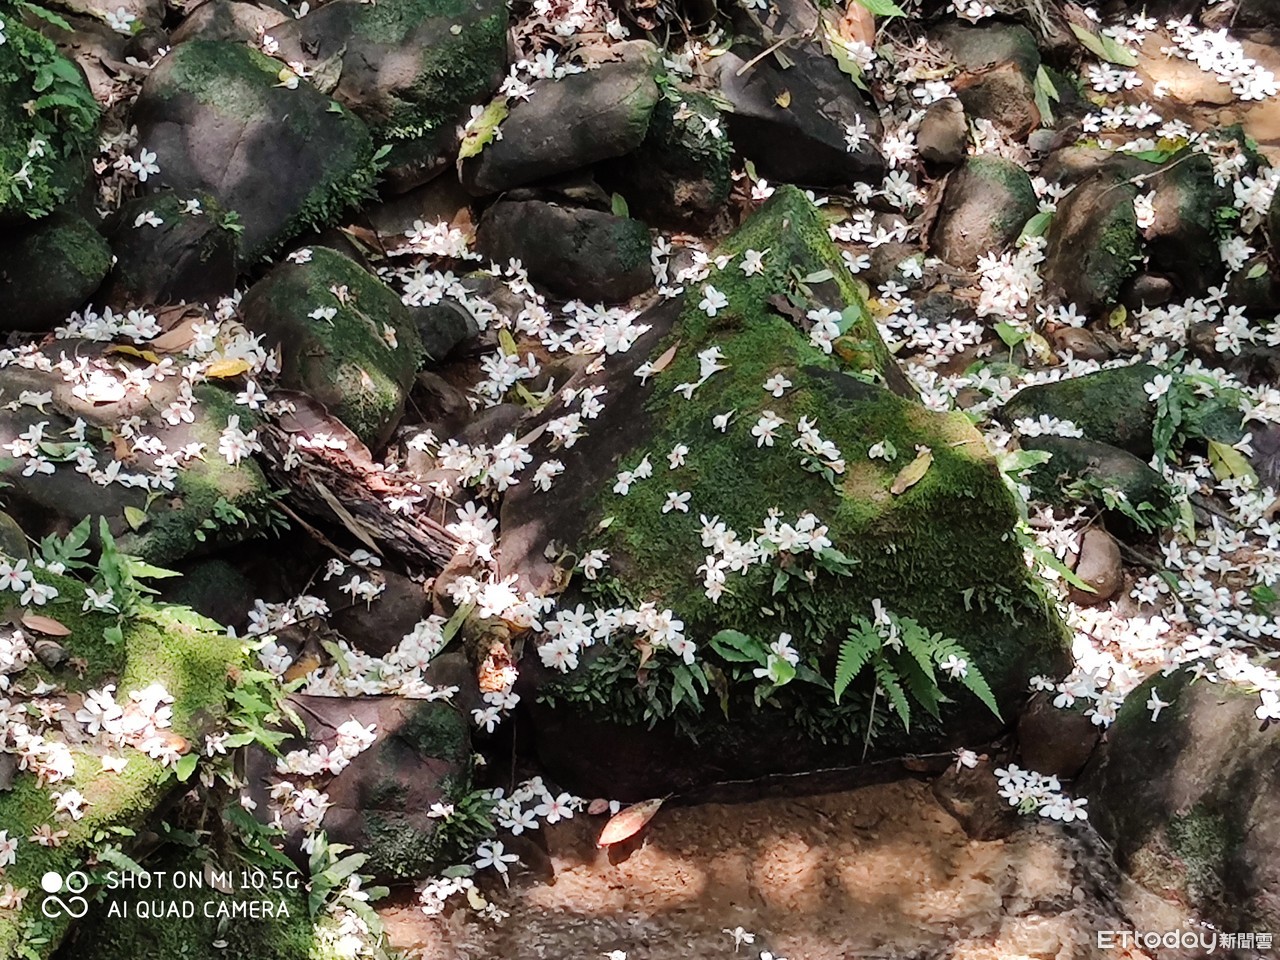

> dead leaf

[
  {"left": 597, "top": 797, "right": 666, "bottom": 847},
  {"left": 837, "top": 1, "right": 876, "bottom": 45},
  {"left": 587, "top": 798, "right": 611, "bottom": 816},
  {"left": 774, "top": 89, "right": 792, "bottom": 108},
  {"left": 148, "top": 319, "right": 200, "bottom": 354},
  {"left": 890, "top": 448, "right": 933, "bottom": 495},
  {"left": 106, "top": 344, "right": 161, "bottom": 364},
  {"left": 312, "top": 480, "right": 381, "bottom": 553},
  {"left": 205, "top": 357, "right": 251, "bottom": 379},
  {"left": 21, "top": 614, "right": 72, "bottom": 637},
  {"left": 283, "top": 653, "right": 322, "bottom": 682},
  {"left": 766, "top": 294, "right": 806, "bottom": 324},
  {"left": 648, "top": 341, "right": 680, "bottom": 375}
]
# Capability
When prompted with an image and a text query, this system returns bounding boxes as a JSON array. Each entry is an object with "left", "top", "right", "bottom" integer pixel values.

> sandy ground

[{"left": 378, "top": 777, "right": 1184, "bottom": 960}]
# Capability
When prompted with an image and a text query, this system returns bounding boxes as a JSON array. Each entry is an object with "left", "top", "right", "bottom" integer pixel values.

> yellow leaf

[
  {"left": 890, "top": 447, "right": 933, "bottom": 495},
  {"left": 204, "top": 358, "right": 250, "bottom": 379},
  {"left": 123, "top": 506, "right": 148, "bottom": 531},
  {"left": 597, "top": 797, "right": 666, "bottom": 847},
  {"left": 774, "top": 89, "right": 791, "bottom": 108},
  {"left": 497, "top": 328, "right": 518, "bottom": 357},
  {"left": 1207, "top": 440, "right": 1256, "bottom": 485},
  {"left": 106, "top": 344, "right": 161, "bottom": 364},
  {"left": 648, "top": 341, "right": 680, "bottom": 375}
]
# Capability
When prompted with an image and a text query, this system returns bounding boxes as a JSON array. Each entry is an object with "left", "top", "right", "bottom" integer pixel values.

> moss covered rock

[
  {"left": 240, "top": 247, "right": 424, "bottom": 447},
  {"left": 0, "top": 573, "right": 244, "bottom": 960},
  {"left": 0, "top": 14, "right": 99, "bottom": 221},
  {"left": 931, "top": 156, "right": 1038, "bottom": 268},
  {"left": 131, "top": 40, "right": 377, "bottom": 261},
  {"left": 1043, "top": 170, "right": 1140, "bottom": 315},
  {"left": 100, "top": 191, "right": 239, "bottom": 309},
  {"left": 0, "top": 211, "right": 110, "bottom": 332},
  {"left": 1145, "top": 151, "right": 1231, "bottom": 299},
  {"left": 500, "top": 187, "right": 1069, "bottom": 797},
  {"left": 0, "top": 361, "right": 276, "bottom": 566},
  {"left": 271, "top": 0, "right": 507, "bottom": 146},
  {"left": 1081, "top": 668, "right": 1280, "bottom": 932}
]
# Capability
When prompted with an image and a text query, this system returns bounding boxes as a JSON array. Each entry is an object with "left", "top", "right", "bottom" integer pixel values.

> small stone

[
  {"left": 1121, "top": 273, "right": 1175, "bottom": 311},
  {"left": 34, "top": 639, "right": 70, "bottom": 670},
  {"left": 1050, "top": 327, "right": 1110, "bottom": 362},
  {"left": 1017, "top": 692, "right": 1101, "bottom": 780},
  {"left": 1067, "top": 527, "right": 1123, "bottom": 606},
  {"left": 932, "top": 156, "right": 1038, "bottom": 268},
  {"left": 916, "top": 98, "right": 967, "bottom": 166}
]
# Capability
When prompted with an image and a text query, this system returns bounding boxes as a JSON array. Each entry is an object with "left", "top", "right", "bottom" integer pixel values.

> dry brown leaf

[
  {"left": 649, "top": 342, "right": 679, "bottom": 375},
  {"left": 838, "top": 1, "right": 876, "bottom": 46},
  {"left": 587, "top": 798, "right": 611, "bottom": 816},
  {"left": 147, "top": 320, "right": 200, "bottom": 354},
  {"left": 21, "top": 614, "right": 71, "bottom": 637},
  {"left": 312, "top": 480, "right": 381, "bottom": 553},
  {"left": 890, "top": 448, "right": 933, "bottom": 495},
  {"left": 597, "top": 797, "right": 666, "bottom": 847},
  {"left": 205, "top": 357, "right": 251, "bottom": 379},
  {"left": 283, "top": 653, "right": 322, "bottom": 682}
]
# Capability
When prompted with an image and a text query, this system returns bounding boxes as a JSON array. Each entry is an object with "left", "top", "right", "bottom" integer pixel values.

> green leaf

[
  {"left": 833, "top": 624, "right": 877, "bottom": 703},
  {"left": 1019, "top": 210, "right": 1053, "bottom": 240},
  {"left": 872, "top": 655, "right": 911, "bottom": 729},
  {"left": 1245, "top": 261, "right": 1269, "bottom": 280},
  {"left": 711, "top": 629, "right": 768, "bottom": 663},
  {"left": 851, "top": 0, "right": 906, "bottom": 16},
  {"left": 458, "top": 100, "right": 509, "bottom": 160},
  {"left": 610, "top": 193, "right": 630, "bottom": 218},
  {"left": 123, "top": 506, "right": 148, "bottom": 531},
  {"left": 1069, "top": 23, "right": 1138, "bottom": 66},
  {"left": 1032, "top": 66, "right": 1059, "bottom": 127},
  {"left": 174, "top": 753, "right": 198, "bottom": 782},
  {"left": 994, "top": 321, "right": 1029, "bottom": 348},
  {"left": 1207, "top": 439, "right": 1257, "bottom": 485}
]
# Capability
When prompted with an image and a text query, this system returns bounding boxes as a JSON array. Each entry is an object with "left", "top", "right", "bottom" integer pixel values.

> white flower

[
  {"left": 712, "top": 411, "right": 733, "bottom": 432},
  {"left": 1146, "top": 689, "right": 1172, "bottom": 721},
  {"left": 699, "top": 285, "right": 729, "bottom": 317},
  {"left": 1144, "top": 373, "right": 1173, "bottom": 402},
  {"left": 763, "top": 373, "right": 791, "bottom": 397},
  {"left": 0, "top": 831, "right": 17, "bottom": 868},
  {"left": 133, "top": 211, "right": 163, "bottom": 228},
  {"left": 668, "top": 444, "right": 689, "bottom": 469},
  {"left": 106, "top": 6, "right": 136, "bottom": 33},
  {"left": 663, "top": 491, "right": 691, "bottom": 514},
  {"left": 474, "top": 839, "right": 519, "bottom": 875},
  {"left": 940, "top": 655, "right": 967, "bottom": 679},
  {"left": 724, "top": 927, "right": 756, "bottom": 949},
  {"left": 130, "top": 148, "right": 160, "bottom": 182},
  {"left": 740, "top": 249, "right": 767, "bottom": 276},
  {"left": 751, "top": 411, "right": 785, "bottom": 447},
  {"left": 1255, "top": 690, "right": 1280, "bottom": 722}
]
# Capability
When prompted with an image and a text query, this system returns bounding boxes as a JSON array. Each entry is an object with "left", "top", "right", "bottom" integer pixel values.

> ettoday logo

[{"left": 39, "top": 870, "right": 90, "bottom": 919}]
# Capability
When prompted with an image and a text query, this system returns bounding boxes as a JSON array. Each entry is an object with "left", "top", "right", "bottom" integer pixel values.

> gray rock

[
  {"left": 100, "top": 191, "right": 238, "bottom": 308},
  {"left": 1016, "top": 692, "right": 1100, "bottom": 780},
  {"left": 475, "top": 199, "right": 653, "bottom": 304},
  {"left": 461, "top": 41, "right": 660, "bottom": 195},
  {"left": 929, "top": 21, "right": 1041, "bottom": 139},
  {"left": 1022, "top": 434, "right": 1176, "bottom": 531},
  {"left": 1068, "top": 527, "right": 1123, "bottom": 605},
  {"left": 1144, "top": 152, "right": 1230, "bottom": 299},
  {"left": 713, "top": 43, "right": 884, "bottom": 188},
  {"left": 916, "top": 97, "right": 967, "bottom": 166},
  {"left": 0, "top": 211, "right": 110, "bottom": 332},
  {"left": 928, "top": 20, "right": 1041, "bottom": 76},
  {"left": 932, "top": 156, "right": 1038, "bottom": 268},
  {"left": 1121, "top": 272, "right": 1176, "bottom": 311},
  {"left": 132, "top": 40, "right": 376, "bottom": 261},
  {"left": 411, "top": 299, "right": 482, "bottom": 364},
  {"left": 170, "top": 0, "right": 291, "bottom": 44},
  {"left": 1081, "top": 668, "right": 1280, "bottom": 932}
]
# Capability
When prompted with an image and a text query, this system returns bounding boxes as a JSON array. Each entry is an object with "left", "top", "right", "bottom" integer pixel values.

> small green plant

[{"left": 833, "top": 609, "right": 1001, "bottom": 732}]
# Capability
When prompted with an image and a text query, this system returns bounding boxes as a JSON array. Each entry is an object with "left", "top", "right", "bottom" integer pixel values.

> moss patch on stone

[{"left": 0, "top": 575, "right": 244, "bottom": 959}]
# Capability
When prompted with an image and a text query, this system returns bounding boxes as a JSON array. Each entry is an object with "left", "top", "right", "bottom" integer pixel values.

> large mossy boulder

[
  {"left": 0, "top": 14, "right": 99, "bottom": 221},
  {"left": 1042, "top": 170, "right": 1141, "bottom": 316},
  {"left": 271, "top": 0, "right": 507, "bottom": 143},
  {"left": 0, "top": 211, "right": 111, "bottom": 331},
  {"left": 0, "top": 359, "right": 276, "bottom": 566},
  {"left": 500, "top": 187, "right": 1070, "bottom": 798},
  {"left": 460, "top": 41, "right": 661, "bottom": 195},
  {"left": 132, "top": 40, "right": 377, "bottom": 261},
  {"left": 0, "top": 573, "right": 244, "bottom": 959},
  {"left": 1081, "top": 668, "right": 1280, "bottom": 932},
  {"left": 1145, "top": 152, "right": 1230, "bottom": 299},
  {"left": 240, "top": 247, "right": 424, "bottom": 447}
]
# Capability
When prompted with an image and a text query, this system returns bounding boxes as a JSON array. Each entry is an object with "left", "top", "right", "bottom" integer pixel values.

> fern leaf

[
  {"left": 933, "top": 637, "right": 1003, "bottom": 721},
  {"left": 896, "top": 651, "right": 942, "bottom": 721},
  {"left": 898, "top": 618, "right": 937, "bottom": 682},
  {"left": 872, "top": 654, "right": 911, "bottom": 730},
  {"left": 833, "top": 624, "right": 877, "bottom": 703}
]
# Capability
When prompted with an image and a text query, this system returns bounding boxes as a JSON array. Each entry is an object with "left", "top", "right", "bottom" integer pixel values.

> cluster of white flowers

[
  {"left": 277, "top": 719, "right": 377, "bottom": 777},
  {"left": 995, "top": 764, "right": 1088, "bottom": 821}
]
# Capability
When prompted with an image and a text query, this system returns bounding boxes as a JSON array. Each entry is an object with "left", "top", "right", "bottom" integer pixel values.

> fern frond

[
  {"left": 898, "top": 618, "right": 937, "bottom": 682},
  {"left": 833, "top": 621, "right": 878, "bottom": 703},
  {"left": 933, "top": 637, "right": 1002, "bottom": 721},
  {"left": 896, "top": 650, "right": 942, "bottom": 721},
  {"left": 872, "top": 654, "right": 911, "bottom": 729}
]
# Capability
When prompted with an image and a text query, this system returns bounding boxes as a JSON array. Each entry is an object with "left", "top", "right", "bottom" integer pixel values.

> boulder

[
  {"left": 0, "top": 15, "right": 99, "bottom": 221},
  {"left": 916, "top": 97, "right": 967, "bottom": 166},
  {"left": 1067, "top": 527, "right": 1123, "bottom": 605},
  {"left": 1016, "top": 692, "right": 1101, "bottom": 780},
  {"left": 1144, "top": 152, "right": 1230, "bottom": 299},
  {"left": 99, "top": 191, "right": 239, "bottom": 308},
  {"left": 240, "top": 247, "right": 424, "bottom": 447},
  {"left": 460, "top": 41, "right": 661, "bottom": 195},
  {"left": 1002, "top": 365, "right": 1160, "bottom": 458},
  {"left": 1082, "top": 669, "right": 1280, "bottom": 932},
  {"left": 245, "top": 693, "right": 473, "bottom": 882},
  {"left": 929, "top": 21, "right": 1041, "bottom": 139},
  {"left": 474, "top": 199, "right": 653, "bottom": 304},
  {"left": 0, "top": 360, "right": 277, "bottom": 566},
  {"left": 47, "top": 0, "right": 165, "bottom": 31},
  {"left": 1042, "top": 170, "right": 1140, "bottom": 316},
  {"left": 0, "top": 211, "right": 111, "bottom": 331},
  {"left": 170, "top": 0, "right": 292, "bottom": 44},
  {"left": 713, "top": 42, "right": 884, "bottom": 188},
  {"left": 269, "top": 0, "right": 508, "bottom": 142},
  {"left": 132, "top": 40, "right": 377, "bottom": 260},
  {"left": 931, "top": 156, "right": 1038, "bottom": 268},
  {"left": 500, "top": 187, "right": 1069, "bottom": 798},
  {"left": 598, "top": 85, "right": 733, "bottom": 230}
]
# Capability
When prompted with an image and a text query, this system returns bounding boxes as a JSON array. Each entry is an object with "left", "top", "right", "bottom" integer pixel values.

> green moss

[
  {"left": 1167, "top": 803, "right": 1238, "bottom": 906},
  {"left": 1090, "top": 190, "right": 1140, "bottom": 304},
  {"left": 242, "top": 247, "right": 423, "bottom": 445},
  {"left": 161, "top": 39, "right": 279, "bottom": 124},
  {"left": 541, "top": 187, "right": 1067, "bottom": 748},
  {"left": 967, "top": 155, "right": 1037, "bottom": 235},
  {"left": 0, "top": 15, "right": 99, "bottom": 219},
  {"left": 361, "top": 811, "right": 443, "bottom": 881},
  {"left": 1002, "top": 364, "right": 1159, "bottom": 457},
  {"left": 612, "top": 217, "right": 653, "bottom": 274},
  {"left": 399, "top": 702, "right": 469, "bottom": 764},
  {"left": 0, "top": 574, "right": 244, "bottom": 958}
]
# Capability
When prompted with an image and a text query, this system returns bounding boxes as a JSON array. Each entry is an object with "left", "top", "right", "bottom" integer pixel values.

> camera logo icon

[{"left": 40, "top": 871, "right": 90, "bottom": 919}]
